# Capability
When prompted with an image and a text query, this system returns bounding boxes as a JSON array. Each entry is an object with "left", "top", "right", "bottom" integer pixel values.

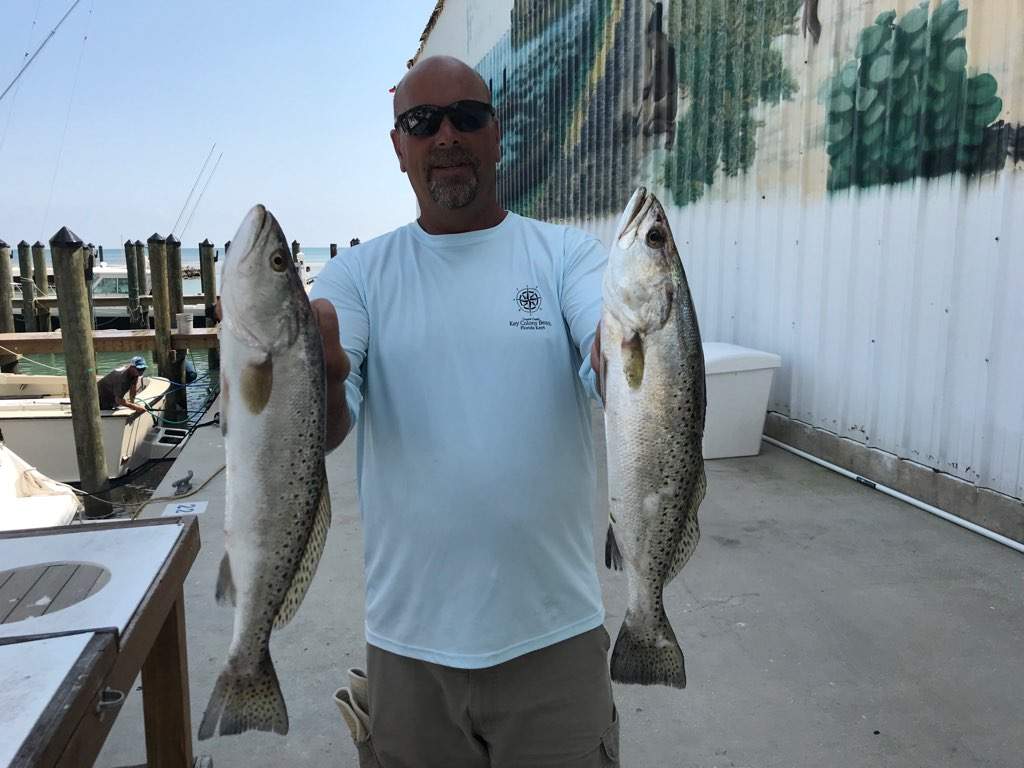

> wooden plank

[
  {"left": 0, "top": 564, "right": 47, "bottom": 623},
  {"left": 32, "top": 294, "right": 210, "bottom": 310},
  {"left": 53, "top": 517, "right": 200, "bottom": 768},
  {"left": 46, "top": 564, "right": 106, "bottom": 614},
  {"left": 5, "top": 564, "right": 77, "bottom": 623},
  {"left": 142, "top": 591, "right": 193, "bottom": 767},
  {"left": 0, "top": 328, "right": 218, "bottom": 355},
  {"left": 9, "top": 632, "right": 117, "bottom": 768}
]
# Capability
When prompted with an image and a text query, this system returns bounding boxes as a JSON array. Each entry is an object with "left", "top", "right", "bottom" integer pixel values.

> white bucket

[{"left": 176, "top": 312, "right": 194, "bottom": 333}]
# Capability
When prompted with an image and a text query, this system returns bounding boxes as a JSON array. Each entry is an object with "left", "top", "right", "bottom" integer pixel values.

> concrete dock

[{"left": 97, "top": 408, "right": 1023, "bottom": 768}]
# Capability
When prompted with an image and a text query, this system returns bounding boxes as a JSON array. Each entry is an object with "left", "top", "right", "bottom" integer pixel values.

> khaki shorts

[{"left": 357, "top": 625, "right": 619, "bottom": 768}]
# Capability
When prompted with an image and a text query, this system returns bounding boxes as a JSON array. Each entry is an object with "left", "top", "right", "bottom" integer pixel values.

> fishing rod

[
  {"left": 170, "top": 142, "right": 216, "bottom": 236},
  {"left": 179, "top": 151, "right": 223, "bottom": 242},
  {"left": 0, "top": 0, "right": 83, "bottom": 105}
]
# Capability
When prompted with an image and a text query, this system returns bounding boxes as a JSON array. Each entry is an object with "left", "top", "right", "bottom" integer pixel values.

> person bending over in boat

[{"left": 97, "top": 356, "right": 149, "bottom": 414}]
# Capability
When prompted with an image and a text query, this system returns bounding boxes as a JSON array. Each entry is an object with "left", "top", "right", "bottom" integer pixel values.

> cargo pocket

[{"left": 600, "top": 705, "right": 620, "bottom": 766}]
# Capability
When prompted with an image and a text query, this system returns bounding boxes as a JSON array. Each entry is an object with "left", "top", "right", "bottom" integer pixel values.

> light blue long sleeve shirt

[{"left": 310, "top": 212, "right": 606, "bottom": 668}]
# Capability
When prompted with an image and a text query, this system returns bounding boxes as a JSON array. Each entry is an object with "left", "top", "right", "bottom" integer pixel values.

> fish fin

[
  {"left": 605, "top": 523, "right": 624, "bottom": 571},
  {"left": 220, "top": 375, "right": 228, "bottom": 436},
  {"left": 666, "top": 467, "right": 705, "bottom": 584},
  {"left": 215, "top": 552, "right": 236, "bottom": 607},
  {"left": 240, "top": 356, "right": 273, "bottom": 415},
  {"left": 621, "top": 333, "right": 644, "bottom": 388},
  {"left": 198, "top": 651, "right": 288, "bottom": 739},
  {"left": 273, "top": 473, "right": 331, "bottom": 629},
  {"left": 610, "top": 607, "right": 687, "bottom": 688}
]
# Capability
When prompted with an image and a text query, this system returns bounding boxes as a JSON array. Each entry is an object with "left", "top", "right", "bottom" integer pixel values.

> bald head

[{"left": 393, "top": 55, "right": 490, "bottom": 117}]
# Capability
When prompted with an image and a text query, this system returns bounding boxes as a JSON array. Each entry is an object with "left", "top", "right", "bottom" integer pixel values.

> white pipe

[{"left": 762, "top": 436, "right": 1024, "bottom": 555}]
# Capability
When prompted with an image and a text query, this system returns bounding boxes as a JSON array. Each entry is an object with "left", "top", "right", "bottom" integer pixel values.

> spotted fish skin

[
  {"left": 198, "top": 204, "right": 331, "bottom": 739},
  {"left": 602, "top": 187, "right": 706, "bottom": 689}
]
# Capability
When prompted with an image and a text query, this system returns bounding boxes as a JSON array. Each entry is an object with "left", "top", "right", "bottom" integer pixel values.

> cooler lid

[{"left": 703, "top": 342, "right": 781, "bottom": 375}]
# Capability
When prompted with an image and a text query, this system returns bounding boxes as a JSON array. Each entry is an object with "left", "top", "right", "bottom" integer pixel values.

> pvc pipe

[{"left": 762, "top": 436, "right": 1024, "bottom": 555}]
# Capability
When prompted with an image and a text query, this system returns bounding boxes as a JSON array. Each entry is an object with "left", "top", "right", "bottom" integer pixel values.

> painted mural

[
  {"left": 474, "top": 0, "right": 1020, "bottom": 218},
  {"left": 823, "top": 0, "right": 1013, "bottom": 191}
]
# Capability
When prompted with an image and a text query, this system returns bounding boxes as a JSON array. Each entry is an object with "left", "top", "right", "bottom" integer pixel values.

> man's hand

[
  {"left": 312, "top": 298, "right": 352, "bottom": 451},
  {"left": 590, "top": 319, "right": 604, "bottom": 404}
]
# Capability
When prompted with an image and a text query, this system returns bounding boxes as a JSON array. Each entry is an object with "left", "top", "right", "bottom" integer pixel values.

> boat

[
  {"left": 0, "top": 438, "right": 83, "bottom": 531},
  {"left": 0, "top": 372, "right": 173, "bottom": 483}
]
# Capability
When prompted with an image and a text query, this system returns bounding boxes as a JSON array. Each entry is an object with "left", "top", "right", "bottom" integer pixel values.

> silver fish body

[
  {"left": 199, "top": 204, "right": 331, "bottom": 739},
  {"left": 602, "top": 187, "right": 706, "bottom": 689}
]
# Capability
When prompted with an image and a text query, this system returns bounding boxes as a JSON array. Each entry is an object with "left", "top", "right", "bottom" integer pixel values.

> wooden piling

[
  {"left": 148, "top": 234, "right": 187, "bottom": 424},
  {"left": 165, "top": 234, "right": 184, "bottom": 324},
  {"left": 134, "top": 239, "right": 148, "bottom": 295},
  {"left": 124, "top": 240, "right": 144, "bottom": 329},
  {"left": 330, "top": 243, "right": 338, "bottom": 259},
  {"left": 291, "top": 239, "right": 301, "bottom": 263},
  {"left": 31, "top": 241, "right": 51, "bottom": 332},
  {"left": 84, "top": 244, "right": 96, "bottom": 330},
  {"left": 50, "top": 226, "right": 110, "bottom": 516},
  {"left": 199, "top": 238, "right": 219, "bottom": 369},
  {"left": 147, "top": 234, "right": 172, "bottom": 378},
  {"left": 16, "top": 241, "right": 35, "bottom": 332},
  {"left": 0, "top": 240, "right": 15, "bottom": 371}
]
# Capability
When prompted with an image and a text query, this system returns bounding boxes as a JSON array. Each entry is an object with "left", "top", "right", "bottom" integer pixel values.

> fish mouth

[{"left": 616, "top": 187, "right": 655, "bottom": 245}]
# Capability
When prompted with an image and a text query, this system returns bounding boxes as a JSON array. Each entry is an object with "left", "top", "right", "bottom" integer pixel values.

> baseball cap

[{"left": 130, "top": 355, "right": 148, "bottom": 371}]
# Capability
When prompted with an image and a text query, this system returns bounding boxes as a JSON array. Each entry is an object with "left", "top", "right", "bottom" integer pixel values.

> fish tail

[
  {"left": 198, "top": 652, "right": 288, "bottom": 739},
  {"left": 605, "top": 523, "right": 624, "bottom": 570},
  {"left": 610, "top": 607, "right": 687, "bottom": 688}
]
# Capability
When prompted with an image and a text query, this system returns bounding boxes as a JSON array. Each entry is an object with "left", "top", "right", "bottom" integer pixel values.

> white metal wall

[{"left": 416, "top": 0, "right": 1024, "bottom": 501}]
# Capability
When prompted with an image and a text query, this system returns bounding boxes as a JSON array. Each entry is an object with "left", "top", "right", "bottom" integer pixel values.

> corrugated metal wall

[{"left": 418, "top": 0, "right": 1024, "bottom": 502}]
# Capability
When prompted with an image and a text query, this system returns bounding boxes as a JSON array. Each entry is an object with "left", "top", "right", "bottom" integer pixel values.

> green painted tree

[
  {"left": 666, "top": 0, "right": 804, "bottom": 206},
  {"left": 825, "top": 0, "right": 1005, "bottom": 192}
]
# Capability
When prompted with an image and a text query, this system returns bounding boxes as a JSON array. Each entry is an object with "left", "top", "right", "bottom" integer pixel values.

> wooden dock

[
  {"left": 0, "top": 328, "right": 218, "bottom": 355},
  {"left": 28, "top": 294, "right": 210, "bottom": 311}
]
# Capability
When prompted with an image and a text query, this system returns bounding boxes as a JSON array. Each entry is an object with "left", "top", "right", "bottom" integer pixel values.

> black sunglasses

[{"left": 394, "top": 100, "right": 496, "bottom": 137}]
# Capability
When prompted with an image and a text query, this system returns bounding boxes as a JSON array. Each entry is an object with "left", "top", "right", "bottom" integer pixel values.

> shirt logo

[
  {"left": 515, "top": 286, "right": 542, "bottom": 314},
  {"left": 510, "top": 285, "right": 552, "bottom": 331}
]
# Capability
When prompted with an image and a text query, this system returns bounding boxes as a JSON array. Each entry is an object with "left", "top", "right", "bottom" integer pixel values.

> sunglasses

[{"left": 394, "top": 100, "right": 496, "bottom": 137}]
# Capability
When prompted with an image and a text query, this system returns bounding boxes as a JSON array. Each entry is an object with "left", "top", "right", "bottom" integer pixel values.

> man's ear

[{"left": 390, "top": 128, "right": 408, "bottom": 173}]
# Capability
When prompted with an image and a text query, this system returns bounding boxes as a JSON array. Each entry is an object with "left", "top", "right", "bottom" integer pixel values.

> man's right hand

[{"left": 311, "top": 298, "right": 352, "bottom": 451}]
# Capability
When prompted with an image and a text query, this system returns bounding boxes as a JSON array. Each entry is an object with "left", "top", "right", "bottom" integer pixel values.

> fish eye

[
  {"left": 645, "top": 227, "right": 666, "bottom": 248},
  {"left": 270, "top": 251, "right": 287, "bottom": 272}
]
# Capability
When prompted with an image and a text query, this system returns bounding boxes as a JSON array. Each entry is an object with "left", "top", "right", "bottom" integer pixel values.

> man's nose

[{"left": 433, "top": 115, "right": 462, "bottom": 145}]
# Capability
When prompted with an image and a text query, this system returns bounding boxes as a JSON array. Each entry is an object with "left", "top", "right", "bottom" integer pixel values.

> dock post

[
  {"left": 16, "top": 241, "right": 36, "bottom": 332},
  {"left": 147, "top": 234, "right": 172, "bottom": 378},
  {"left": 330, "top": 243, "right": 337, "bottom": 259},
  {"left": 50, "top": 226, "right": 111, "bottom": 517},
  {"left": 0, "top": 240, "right": 15, "bottom": 371},
  {"left": 134, "top": 239, "right": 149, "bottom": 327},
  {"left": 291, "top": 239, "right": 301, "bottom": 263},
  {"left": 125, "top": 240, "right": 144, "bottom": 329},
  {"left": 31, "top": 241, "right": 51, "bottom": 332},
  {"left": 85, "top": 244, "right": 96, "bottom": 330},
  {"left": 148, "top": 234, "right": 186, "bottom": 423},
  {"left": 134, "top": 239, "right": 148, "bottom": 295},
  {"left": 198, "top": 239, "right": 218, "bottom": 369},
  {"left": 165, "top": 234, "right": 184, "bottom": 324}
]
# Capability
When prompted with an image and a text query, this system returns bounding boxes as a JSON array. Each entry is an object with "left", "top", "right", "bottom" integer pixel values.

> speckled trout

[
  {"left": 602, "top": 187, "right": 706, "bottom": 689},
  {"left": 198, "top": 204, "right": 330, "bottom": 739}
]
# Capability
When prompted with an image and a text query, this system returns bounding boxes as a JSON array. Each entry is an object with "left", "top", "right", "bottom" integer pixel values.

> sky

[{"left": 0, "top": 0, "right": 438, "bottom": 249}]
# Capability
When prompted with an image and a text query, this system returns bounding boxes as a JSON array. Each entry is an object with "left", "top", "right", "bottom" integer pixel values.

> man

[
  {"left": 96, "top": 355, "right": 148, "bottom": 413},
  {"left": 310, "top": 55, "right": 617, "bottom": 767}
]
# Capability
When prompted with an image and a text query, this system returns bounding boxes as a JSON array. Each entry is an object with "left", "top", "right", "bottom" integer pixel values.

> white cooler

[{"left": 702, "top": 342, "right": 782, "bottom": 459}]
